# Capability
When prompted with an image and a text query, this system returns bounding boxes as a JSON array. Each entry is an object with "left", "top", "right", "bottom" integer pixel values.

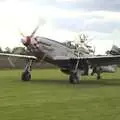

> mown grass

[{"left": 0, "top": 68, "right": 120, "bottom": 120}]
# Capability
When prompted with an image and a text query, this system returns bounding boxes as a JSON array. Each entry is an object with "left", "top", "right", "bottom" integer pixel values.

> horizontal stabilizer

[{"left": 110, "top": 45, "right": 120, "bottom": 55}]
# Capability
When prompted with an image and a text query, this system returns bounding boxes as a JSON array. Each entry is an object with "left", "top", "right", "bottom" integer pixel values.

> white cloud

[
  {"left": 57, "top": 0, "right": 78, "bottom": 2},
  {"left": 0, "top": 0, "right": 119, "bottom": 54}
]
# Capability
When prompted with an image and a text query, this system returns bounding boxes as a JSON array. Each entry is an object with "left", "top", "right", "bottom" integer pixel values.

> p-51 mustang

[{"left": 1, "top": 26, "right": 120, "bottom": 84}]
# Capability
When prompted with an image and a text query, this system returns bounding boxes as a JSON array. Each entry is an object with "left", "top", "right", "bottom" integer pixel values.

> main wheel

[
  {"left": 69, "top": 73, "right": 80, "bottom": 84},
  {"left": 21, "top": 71, "right": 31, "bottom": 81},
  {"left": 97, "top": 75, "right": 101, "bottom": 80}
]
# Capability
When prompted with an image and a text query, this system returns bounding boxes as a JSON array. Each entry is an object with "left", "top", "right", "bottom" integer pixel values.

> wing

[
  {"left": 0, "top": 53, "right": 37, "bottom": 60},
  {"left": 54, "top": 55, "right": 120, "bottom": 66}
]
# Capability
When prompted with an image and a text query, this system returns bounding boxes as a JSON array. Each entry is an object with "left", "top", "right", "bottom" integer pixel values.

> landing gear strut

[
  {"left": 91, "top": 66, "right": 101, "bottom": 80},
  {"left": 21, "top": 59, "right": 33, "bottom": 81}
]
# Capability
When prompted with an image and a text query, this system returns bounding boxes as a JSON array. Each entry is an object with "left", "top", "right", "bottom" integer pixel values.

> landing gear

[
  {"left": 96, "top": 70, "right": 101, "bottom": 80},
  {"left": 69, "top": 71, "right": 80, "bottom": 84},
  {"left": 91, "top": 66, "right": 101, "bottom": 80},
  {"left": 21, "top": 71, "right": 31, "bottom": 81},
  {"left": 97, "top": 75, "right": 101, "bottom": 80},
  {"left": 21, "top": 59, "right": 33, "bottom": 81},
  {"left": 96, "top": 66, "right": 101, "bottom": 80}
]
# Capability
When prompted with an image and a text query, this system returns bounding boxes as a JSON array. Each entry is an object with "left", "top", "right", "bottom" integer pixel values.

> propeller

[
  {"left": 19, "top": 19, "right": 46, "bottom": 46},
  {"left": 30, "top": 24, "right": 40, "bottom": 38},
  {"left": 20, "top": 32, "right": 25, "bottom": 38},
  {"left": 79, "top": 33, "right": 87, "bottom": 43},
  {"left": 18, "top": 28, "right": 25, "bottom": 37},
  {"left": 22, "top": 24, "right": 40, "bottom": 46}
]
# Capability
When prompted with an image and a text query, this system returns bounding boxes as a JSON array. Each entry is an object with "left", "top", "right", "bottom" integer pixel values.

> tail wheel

[{"left": 21, "top": 71, "right": 31, "bottom": 81}]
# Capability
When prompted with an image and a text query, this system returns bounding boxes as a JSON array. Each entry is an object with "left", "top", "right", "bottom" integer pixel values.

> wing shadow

[
  {"left": 30, "top": 79, "right": 68, "bottom": 85},
  {"left": 30, "top": 78, "right": 120, "bottom": 87}
]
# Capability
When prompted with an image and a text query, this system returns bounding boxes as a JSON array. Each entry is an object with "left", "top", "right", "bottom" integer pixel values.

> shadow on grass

[
  {"left": 30, "top": 78, "right": 120, "bottom": 87},
  {"left": 31, "top": 79, "right": 68, "bottom": 85}
]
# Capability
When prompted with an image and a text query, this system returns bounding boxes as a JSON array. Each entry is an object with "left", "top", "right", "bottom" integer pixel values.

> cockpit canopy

[{"left": 63, "top": 41, "right": 76, "bottom": 49}]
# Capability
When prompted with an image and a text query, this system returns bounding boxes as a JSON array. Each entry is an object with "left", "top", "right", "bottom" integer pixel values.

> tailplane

[{"left": 109, "top": 45, "right": 120, "bottom": 55}]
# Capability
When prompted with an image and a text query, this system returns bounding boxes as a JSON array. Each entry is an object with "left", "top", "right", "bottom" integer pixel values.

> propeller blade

[
  {"left": 18, "top": 28, "right": 25, "bottom": 37},
  {"left": 30, "top": 18, "right": 45, "bottom": 38},
  {"left": 30, "top": 24, "right": 40, "bottom": 38},
  {"left": 79, "top": 33, "right": 86, "bottom": 42},
  {"left": 20, "top": 32, "right": 25, "bottom": 37},
  {"left": 86, "top": 35, "right": 96, "bottom": 44},
  {"left": 86, "top": 38, "right": 92, "bottom": 44},
  {"left": 82, "top": 34, "right": 86, "bottom": 40}
]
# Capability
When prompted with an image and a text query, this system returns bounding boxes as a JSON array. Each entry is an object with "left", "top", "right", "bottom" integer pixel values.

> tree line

[{"left": 0, "top": 47, "right": 28, "bottom": 55}]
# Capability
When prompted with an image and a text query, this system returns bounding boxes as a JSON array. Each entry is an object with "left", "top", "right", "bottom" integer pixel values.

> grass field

[{"left": 0, "top": 68, "right": 120, "bottom": 120}]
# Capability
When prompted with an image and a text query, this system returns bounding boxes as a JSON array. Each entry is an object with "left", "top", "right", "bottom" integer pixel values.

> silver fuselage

[
  {"left": 25, "top": 36, "right": 117, "bottom": 74},
  {"left": 27, "top": 36, "right": 77, "bottom": 60}
]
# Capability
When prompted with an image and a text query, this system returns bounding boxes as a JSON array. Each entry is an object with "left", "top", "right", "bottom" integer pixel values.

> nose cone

[{"left": 21, "top": 36, "right": 31, "bottom": 46}]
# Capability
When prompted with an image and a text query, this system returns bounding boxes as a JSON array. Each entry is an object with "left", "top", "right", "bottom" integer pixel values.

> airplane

[
  {"left": 0, "top": 25, "right": 120, "bottom": 84},
  {"left": 90, "top": 45, "right": 120, "bottom": 78},
  {"left": 64, "top": 34, "right": 118, "bottom": 78}
]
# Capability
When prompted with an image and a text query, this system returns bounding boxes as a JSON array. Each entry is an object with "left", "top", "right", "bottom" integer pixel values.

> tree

[
  {"left": 0, "top": 47, "right": 3, "bottom": 53},
  {"left": 12, "top": 47, "right": 26, "bottom": 55},
  {"left": 4, "top": 47, "right": 12, "bottom": 53}
]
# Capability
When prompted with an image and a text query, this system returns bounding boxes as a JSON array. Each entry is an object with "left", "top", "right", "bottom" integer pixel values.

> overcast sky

[{"left": 0, "top": 0, "right": 120, "bottom": 54}]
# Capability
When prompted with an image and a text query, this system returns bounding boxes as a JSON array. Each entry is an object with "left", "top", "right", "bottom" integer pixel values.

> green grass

[{"left": 0, "top": 68, "right": 120, "bottom": 120}]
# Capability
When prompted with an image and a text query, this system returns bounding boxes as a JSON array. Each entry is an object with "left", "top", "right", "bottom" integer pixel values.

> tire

[
  {"left": 69, "top": 73, "right": 80, "bottom": 84},
  {"left": 97, "top": 75, "right": 101, "bottom": 80},
  {"left": 21, "top": 71, "right": 31, "bottom": 81}
]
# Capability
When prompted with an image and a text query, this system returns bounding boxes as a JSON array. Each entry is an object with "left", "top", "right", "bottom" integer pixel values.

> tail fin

[{"left": 109, "top": 45, "right": 120, "bottom": 55}]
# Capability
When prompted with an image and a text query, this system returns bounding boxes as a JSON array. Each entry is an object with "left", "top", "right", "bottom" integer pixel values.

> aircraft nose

[{"left": 21, "top": 36, "right": 31, "bottom": 46}]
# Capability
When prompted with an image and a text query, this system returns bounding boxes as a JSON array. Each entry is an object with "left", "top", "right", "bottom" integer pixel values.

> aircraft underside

[{"left": 20, "top": 56, "right": 103, "bottom": 84}]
